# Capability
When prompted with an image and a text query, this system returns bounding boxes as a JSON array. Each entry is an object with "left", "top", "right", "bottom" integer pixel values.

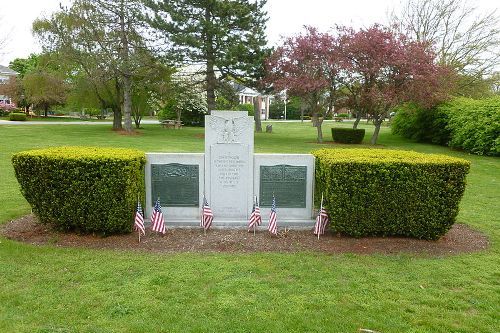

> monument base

[{"left": 145, "top": 219, "right": 316, "bottom": 228}]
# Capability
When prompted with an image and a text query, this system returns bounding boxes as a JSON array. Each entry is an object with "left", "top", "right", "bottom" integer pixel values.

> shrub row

[
  {"left": 12, "top": 147, "right": 146, "bottom": 234},
  {"left": 313, "top": 148, "right": 470, "bottom": 240},
  {"left": 391, "top": 97, "right": 500, "bottom": 156},
  {"left": 331, "top": 128, "right": 365, "bottom": 143},
  {"left": 391, "top": 103, "right": 450, "bottom": 145},
  {"left": 444, "top": 98, "right": 500, "bottom": 156},
  {"left": 9, "top": 112, "right": 27, "bottom": 121}
]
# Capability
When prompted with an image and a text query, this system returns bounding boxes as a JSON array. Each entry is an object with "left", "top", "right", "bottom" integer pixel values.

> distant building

[
  {"left": 231, "top": 82, "right": 273, "bottom": 120},
  {"left": 0, "top": 65, "right": 18, "bottom": 109}
]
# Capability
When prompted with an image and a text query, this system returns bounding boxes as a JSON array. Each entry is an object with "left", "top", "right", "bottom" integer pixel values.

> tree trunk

[
  {"left": 353, "top": 111, "right": 362, "bottom": 129},
  {"left": 205, "top": 6, "right": 216, "bottom": 113},
  {"left": 316, "top": 119, "right": 324, "bottom": 143},
  {"left": 119, "top": 1, "right": 132, "bottom": 132},
  {"left": 370, "top": 118, "right": 383, "bottom": 145},
  {"left": 44, "top": 105, "right": 48, "bottom": 117},
  {"left": 122, "top": 75, "right": 132, "bottom": 132},
  {"left": 300, "top": 104, "right": 305, "bottom": 123},
  {"left": 253, "top": 97, "right": 262, "bottom": 132},
  {"left": 112, "top": 107, "right": 122, "bottom": 130},
  {"left": 132, "top": 107, "right": 142, "bottom": 129}
]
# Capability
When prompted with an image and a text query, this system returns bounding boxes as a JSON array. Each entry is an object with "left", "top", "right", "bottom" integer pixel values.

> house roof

[{"left": 0, "top": 65, "right": 18, "bottom": 76}]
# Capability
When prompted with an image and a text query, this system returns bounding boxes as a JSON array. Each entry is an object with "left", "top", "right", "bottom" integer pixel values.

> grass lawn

[{"left": 0, "top": 121, "right": 499, "bottom": 333}]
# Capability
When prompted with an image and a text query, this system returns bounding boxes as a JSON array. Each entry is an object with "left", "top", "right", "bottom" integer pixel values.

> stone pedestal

[{"left": 205, "top": 111, "right": 254, "bottom": 223}]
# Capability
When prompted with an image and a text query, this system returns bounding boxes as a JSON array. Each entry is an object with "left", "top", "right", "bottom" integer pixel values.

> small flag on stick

[
  {"left": 268, "top": 194, "right": 278, "bottom": 236},
  {"left": 248, "top": 196, "right": 262, "bottom": 234},
  {"left": 134, "top": 200, "right": 145, "bottom": 242},
  {"left": 151, "top": 198, "right": 166, "bottom": 234},
  {"left": 313, "top": 194, "right": 329, "bottom": 239},
  {"left": 201, "top": 195, "right": 214, "bottom": 232}
]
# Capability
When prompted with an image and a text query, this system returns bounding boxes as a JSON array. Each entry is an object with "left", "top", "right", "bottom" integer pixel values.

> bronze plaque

[
  {"left": 151, "top": 163, "right": 199, "bottom": 207},
  {"left": 260, "top": 165, "right": 307, "bottom": 208}
]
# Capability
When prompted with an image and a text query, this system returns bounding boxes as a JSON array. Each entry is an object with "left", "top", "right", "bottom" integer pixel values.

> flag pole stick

[
  {"left": 137, "top": 193, "right": 141, "bottom": 243},
  {"left": 317, "top": 193, "right": 324, "bottom": 241}
]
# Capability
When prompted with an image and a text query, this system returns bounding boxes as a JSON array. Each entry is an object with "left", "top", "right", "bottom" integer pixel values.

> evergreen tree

[{"left": 146, "top": 0, "right": 269, "bottom": 112}]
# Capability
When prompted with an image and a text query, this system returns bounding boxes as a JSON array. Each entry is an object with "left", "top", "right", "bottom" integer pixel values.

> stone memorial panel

[
  {"left": 259, "top": 164, "right": 307, "bottom": 208},
  {"left": 151, "top": 163, "right": 199, "bottom": 207},
  {"left": 145, "top": 153, "right": 204, "bottom": 223}
]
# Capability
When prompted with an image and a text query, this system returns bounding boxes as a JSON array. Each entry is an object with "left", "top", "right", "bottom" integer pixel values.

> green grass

[{"left": 0, "top": 121, "right": 499, "bottom": 333}]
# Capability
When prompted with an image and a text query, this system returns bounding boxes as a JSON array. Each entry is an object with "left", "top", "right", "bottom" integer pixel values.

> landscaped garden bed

[{"left": 1, "top": 214, "right": 488, "bottom": 256}]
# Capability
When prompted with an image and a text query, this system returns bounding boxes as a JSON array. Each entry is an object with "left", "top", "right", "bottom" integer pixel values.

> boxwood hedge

[
  {"left": 313, "top": 148, "right": 470, "bottom": 240},
  {"left": 9, "top": 112, "right": 27, "bottom": 121},
  {"left": 331, "top": 128, "right": 365, "bottom": 144},
  {"left": 12, "top": 147, "right": 146, "bottom": 234}
]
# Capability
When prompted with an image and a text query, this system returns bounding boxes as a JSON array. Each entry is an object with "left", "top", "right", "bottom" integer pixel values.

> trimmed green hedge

[
  {"left": 12, "top": 147, "right": 146, "bottom": 234},
  {"left": 391, "top": 98, "right": 500, "bottom": 156},
  {"left": 9, "top": 112, "right": 27, "bottom": 121},
  {"left": 444, "top": 97, "right": 500, "bottom": 156},
  {"left": 331, "top": 128, "right": 365, "bottom": 143},
  {"left": 313, "top": 148, "right": 470, "bottom": 240}
]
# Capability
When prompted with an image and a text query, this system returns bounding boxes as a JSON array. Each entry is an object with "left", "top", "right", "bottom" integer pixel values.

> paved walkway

[
  {"left": 0, "top": 119, "right": 355, "bottom": 126},
  {"left": 0, "top": 119, "right": 160, "bottom": 125}
]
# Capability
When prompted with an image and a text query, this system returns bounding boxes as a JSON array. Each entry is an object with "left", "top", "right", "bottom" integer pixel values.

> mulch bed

[{"left": 0, "top": 214, "right": 489, "bottom": 256}]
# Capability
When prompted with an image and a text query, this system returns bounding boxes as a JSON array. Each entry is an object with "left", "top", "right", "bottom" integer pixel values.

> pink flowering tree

[
  {"left": 265, "top": 27, "right": 344, "bottom": 143},
  {"left": 341, "top": 25, "right": 449, "bottom": 144}
]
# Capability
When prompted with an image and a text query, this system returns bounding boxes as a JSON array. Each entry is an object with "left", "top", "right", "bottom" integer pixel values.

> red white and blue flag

[
  {"left": 201, "top": 196, "right": 214, "bottom": 231},
  {"left": 313, "top": 195, "right": 329, "bottom": 238},
  {"left": 134, "top": 201, "right": 145, "bottom": 236},
  {"left": 248, "top": 196, "right": 262, "bottom": 231},
  {"left": 268, "top": 195, "right": 278, "bottom": 235},
  {"left": 151, "top": 198, "right": 166, "bottom": 234}
]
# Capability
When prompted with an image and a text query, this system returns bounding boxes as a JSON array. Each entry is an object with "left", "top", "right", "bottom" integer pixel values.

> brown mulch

[{"left": 0, "top": 214, "right": 489, "bottom": 256}]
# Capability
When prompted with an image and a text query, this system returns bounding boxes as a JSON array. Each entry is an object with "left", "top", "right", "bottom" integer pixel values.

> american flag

[
  {"left": 314, "top": 195, "right": 329, "bottom": 237},
  {"left": 248, "top": 196, "right": 262, "bottom": 231},
  {"left": 201, "top": 196, "right": 214, "bottom": 231},
  {"left": 151, "top": 198, "right": 166, "bottom": 234},
  {"left": 134, "top": 201, "right": 145, "bottom": 235},
  {"left": 268, "top": 195, "right": 278, "bottom": 235}
]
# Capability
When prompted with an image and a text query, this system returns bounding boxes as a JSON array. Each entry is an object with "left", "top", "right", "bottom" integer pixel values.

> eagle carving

[{"left": 209, "top": 115, "right": 250, "bottom": 144}]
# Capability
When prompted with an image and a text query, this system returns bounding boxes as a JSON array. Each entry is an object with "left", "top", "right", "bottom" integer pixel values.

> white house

[
  {"left": 231, "top": 82, "right": 273, "bottom": 120},
  {"left": 0, "top": 65, "right": 18, "bottom": 109}
]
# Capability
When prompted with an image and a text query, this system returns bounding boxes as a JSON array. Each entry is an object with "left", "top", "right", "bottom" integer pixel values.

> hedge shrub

[
  {"left": 9, "top": 112, "right": 27, "bottom": 121},
  {"left": 12, "top": 147, "right": 146, "bottom": 234},
  {"left": 331, "top": 128, "right": 365, "bottom": 144},
  {"left": 391, "top": 98, "right": 500, "bottom": 156},
  {"left": 444, "top": 97, "right": 500, "bottom": 156},
  {"left": 391, "top": 103, "right": 450, "bottom": 145},
  {"left": 313, "top": 148, "right": 470, "bottom": 240}
]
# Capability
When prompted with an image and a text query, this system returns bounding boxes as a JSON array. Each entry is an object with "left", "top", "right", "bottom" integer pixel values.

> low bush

[
  {"left": 313, "top": 148, "right": 470, "bottom": 240},
  {"left": 12, "top": 147, "right": 146, "bottom": 234},
  {"left": 234, "top": 103, "right": 254, "bottom": 116},
  {"left": 331, "top": 128, "right": 365, "bottom": 143},
  {"left": 9, "top": 112, "right": 27, "bottom": 121},
  {"left": 444, "top": 97, "right": 500, "bottom": 156},
  {"left": 337, "top": 113, "right": 349, "bottom": 118},
  {"left": 391, "top": 103, "right": 450, "bottom": 145},
  {"left": 391, "top": 98, "right": 500, "bottom": 156}
]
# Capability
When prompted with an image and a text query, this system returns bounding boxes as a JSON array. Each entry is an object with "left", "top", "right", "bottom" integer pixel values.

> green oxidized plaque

[
  {"left": 260, "top": 165, "right": 307, "bottom": 208},
  {"left": 151, "top": 163, "right": 199, "bottom": 207}
]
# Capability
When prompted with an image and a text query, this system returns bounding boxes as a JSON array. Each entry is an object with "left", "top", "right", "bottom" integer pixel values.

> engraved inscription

[
  {"left": 151, "top": 163, "right": 199, "bottom": 207},
  {"left": 214, "top": 154, "right": 246, "bottom": 189},
  {"left": 260, "top": 165, "right": 307, "bottom": 208},
  {"left": 210, "top": 144, "right": 249, "bottom": 218}
]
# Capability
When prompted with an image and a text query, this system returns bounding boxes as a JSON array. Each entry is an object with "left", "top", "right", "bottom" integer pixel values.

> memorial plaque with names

[
  {"left": 260, "top": 164, "right": 307, "bottom": 208},
  {"left": 151, "top": 163, "right": 199, "bottom": 207}
]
